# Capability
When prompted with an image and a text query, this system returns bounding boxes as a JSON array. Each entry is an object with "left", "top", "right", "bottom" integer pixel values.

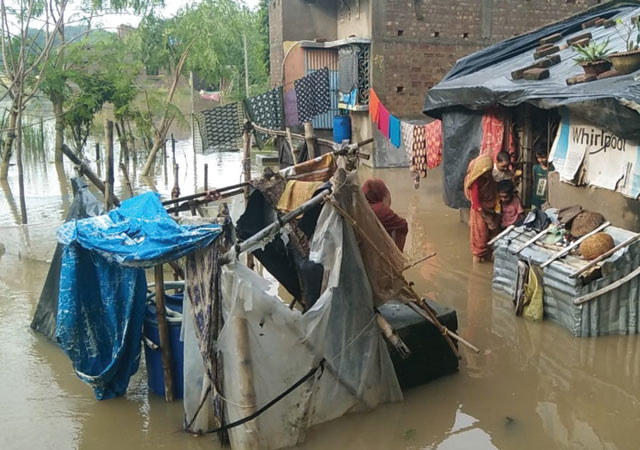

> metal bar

[
  {"left": 541, "top": 222, "right": 611, "bottom": 269},
  {"left": 162, "top": 182, "right": 250, "bottom": 206},
  {"left": 570, "top": 233, "right": 640, "bottom": 278},
  {"left": 488, "top": 224, "right": 515, "bottom": 247}
]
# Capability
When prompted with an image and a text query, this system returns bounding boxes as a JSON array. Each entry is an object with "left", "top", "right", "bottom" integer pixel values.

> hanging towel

[
  {"left": 401, "top": 121, "right": 414, "bottom": 158},
  {"left": 245, "top": 87, "right": 284, "bottom": 133},
  {"left": 295, "top": 67, "right": 331, "bottom": 123},
  {"left": 377, "top": 103, "right": 390, "bottom": 139},
  {"left": 338, "top": 46, "right": 360, "bottom": 94},
  {"left": 369, "top": 89, "right": 380, "bottom": 123},
  {"left": 194, "top": 103, "right": 244, "bottom": 153},
  {"left": 389, "top": 115, "right": 401, "bottom": 148},
  {"left": 425, "top": 120, "right": 443, "bottom": 169}
]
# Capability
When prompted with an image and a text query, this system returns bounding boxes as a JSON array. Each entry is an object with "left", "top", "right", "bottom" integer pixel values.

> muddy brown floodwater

[{"left": 1, "top": 140, "right": 640, "bottom": 450}]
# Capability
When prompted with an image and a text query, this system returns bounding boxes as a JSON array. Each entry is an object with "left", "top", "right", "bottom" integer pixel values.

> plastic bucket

[
  {"left": 143, "top": 292, "right": 184, "bottom": 398},
  {"left": 333, "top": 114, "right": 352, "bottom": 144}
]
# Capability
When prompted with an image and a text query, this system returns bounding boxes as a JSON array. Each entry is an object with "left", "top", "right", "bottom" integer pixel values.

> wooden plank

[
  {"left": 513, "top": 225, "right": 552, "bottom": 255},
  {"left": 540, "top": 222, "right": 610, "bottom": 269},
  {"left": 574, "top": 265, "right": 640, "bottom": 305},
  {"left": 154, "top": 265, "right": 174, "bottom": 402},
  {"left": 488, "top": 225, "right": 515, "bottom": 246}
]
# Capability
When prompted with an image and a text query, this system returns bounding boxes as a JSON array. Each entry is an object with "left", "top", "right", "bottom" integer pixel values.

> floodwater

[{"left": 1, "top": 138, "right": 640, "bottom": 450}]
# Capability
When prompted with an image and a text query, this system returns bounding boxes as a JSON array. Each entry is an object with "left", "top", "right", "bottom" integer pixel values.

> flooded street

[{"left": 1, "top": 141, "right": 640, "bottom": 450}]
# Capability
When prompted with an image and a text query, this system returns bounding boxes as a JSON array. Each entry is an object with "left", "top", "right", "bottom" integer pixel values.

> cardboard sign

[{"left": 550, "top": 109, "right": 640, "bottom": 198}]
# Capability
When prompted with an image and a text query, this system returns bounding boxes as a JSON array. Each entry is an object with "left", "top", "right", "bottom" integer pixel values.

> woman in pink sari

[{"left": 464, "top": 155, "right": 498, "bottom": 263}]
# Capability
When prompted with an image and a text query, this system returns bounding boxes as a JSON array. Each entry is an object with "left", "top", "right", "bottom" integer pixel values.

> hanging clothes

[
  {"left": 284, "top": 89, "right": 300, "bottom": 127},
  {"left": 194, "top": 103, "right": 244, "bottom": 153},
  {"left": 480, "top": 108, "right": 516, "bottom": 161},
  {"left": 389, "top": 115, "right": 401, "bottom": 148},
  {"left": 338, "top": 46, "right": 360, "bottom": 94},
  {"left": 377, "top": 103, "right": 390, "bottom": 139},
  {"left": 279, "top": 153, "right": 337, "bottom": 183},
  {"left": 414, "top": 124, "right": 428, "bottom": 178},
  {"left": 369, "top": 88, "right": 380, "bottom": 123},
  {"left": 401, "top": 121, "right": 414, "bottom": 159},
  {"left": 245, "top": 87, "right": 284, "bottom": 133},
  {"left": 425, "top": 120, "right": 443, "bottom": 169},
  {"left": 294, "top": 67, "right": 331, "bottom": 123},
  {"left": 277, "top": 180, "right": 325, "bottom": 213}
]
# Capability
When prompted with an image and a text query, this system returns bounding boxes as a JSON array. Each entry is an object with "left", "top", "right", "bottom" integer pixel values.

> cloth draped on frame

[
  {"left": 279, "top": 153, "right": 337, "bottom": 183},
  {"left": 277, "top": 180, "right": 325, "bottom": 213},
  {"left": 338, "top": 46, "right": 360, "bottom": 94},
  {"left": 389, "top": 115, "right": 401, "bottom": 148},
  {"left": 295, "top": 67, "right": 331, "bottom": 123},
  {"left": 284, "top": 89, "right": 300, "bottom": 127},
  {"left": 464, "top": 156, "right": 497, "bottom": 259},
  {"left": 194, "top": 102, "right": 244, "bottom": 153}
]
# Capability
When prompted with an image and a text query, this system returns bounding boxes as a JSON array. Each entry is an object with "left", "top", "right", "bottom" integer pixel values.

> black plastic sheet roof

[{"left": 424, "top": 1, "right": 640, "bottom": 139}]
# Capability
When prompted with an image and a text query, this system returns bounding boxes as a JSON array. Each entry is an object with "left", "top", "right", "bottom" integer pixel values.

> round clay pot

[
  {"left": 609, "top": 49, "right": 640, "bottom": 75},
  {"left": 580, "top": 59, "right": 612, "bottom": 76}
]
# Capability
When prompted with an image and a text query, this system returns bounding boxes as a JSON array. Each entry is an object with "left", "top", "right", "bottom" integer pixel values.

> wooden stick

[
  {"left": 304, "top": 122, "right": 317, "bottom": 158},
  {"left": 325, "top": 197, "right": 468, "bottom": 358},
  {"left": 252, "top": 123, "right": 373, "bottom": 154},
  {"left": 165, "top": 188, "right": 245, "bottom": 214},
  {"left": 570, "top": 233, "right": 640, "bottom": 278},
  {"left": 541, "top": 222, "right": 611, "bottom": 269},
  {"left": 172, "top": 164, "right": 180, "bottom": 217},
  {"left": 243, "top": 125, "right": 255, "bottom": 270},
  {"left": 513, "top": 225, "right": 552, "bottom": 255},
  {"left": 119, "top": 163, "right": 134, "bottom": 198},
  {"left": 402, "top": 252, "right": 437, "bottom": 272},
  {"left": 375, "top": 313, "right": 411, "bottom": 359},
  {"left": 204, "top": 163, "right": 208, "bottom": 191},
  {"left": 162, "top": 182, "right": 250, "bottom": 206},
  {"left": 104, "top": 120, "right": 114, "bottom": 211},
  {"left": 574, "top": 265, "right": 640, "bottom": 305},
  {"left": 154, "top": 265, "right": 174, "bottom": 402},
  {"left": 488, "top": 225, "right": 516, "bottom": 246},
  {"left": 286, "top": 127, "right": 297, "bottom": 164},
  {"left": 407, "top": 301, "right": 481, "bottom": 354}
]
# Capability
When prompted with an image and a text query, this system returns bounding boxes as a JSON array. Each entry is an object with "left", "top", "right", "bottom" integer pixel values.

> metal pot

[{"left": 609, "top": 49, "right": 640, "bottom": 75}]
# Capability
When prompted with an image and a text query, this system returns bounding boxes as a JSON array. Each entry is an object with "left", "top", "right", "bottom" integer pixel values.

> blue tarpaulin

[{"left": 56, "top": 192, "right": 222, "bottom": 399}]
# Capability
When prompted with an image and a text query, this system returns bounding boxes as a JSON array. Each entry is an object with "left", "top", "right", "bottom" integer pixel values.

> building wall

[
  {"left": 337, "top": 0, "right": 372, "bottom": 39},
  {"left": 371, "top": 0, "right": 602, "bottom": 117}
]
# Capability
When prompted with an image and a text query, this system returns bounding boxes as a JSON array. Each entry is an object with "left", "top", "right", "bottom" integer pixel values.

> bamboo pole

[
  {"left": 513, "top": 225, "right": 552, "bottom": 255},
  {"left": 154, "top": 265, "right": 174, "bottom": 402},
  {"left": 304, "top": 122, "right": 317, "bottom": 159},
  {"left": 162, "top": 182, "right": 249, "bottom": 206},
  {"left": 204, "top": 163, "right": 208, "bottom": 191},
  {"left": 541, "top": 222, "right": 611, "bottom": 269},
  {"left": 243, "top": 124, "right": 255, "bottom": 270},
  {"left": 104, "top": 120, "right": 115, "bottom": 211},
  {"left": 570, "top": 233, "right": 640, "bottom": 278},
  {"left": 375, "top": 313, "right": 411, "bottom": 359},
  {"left": 402, "top": 252, "right": 437, "bottom": 272},
  {"left": 61, "top": 144, "right": 121, "bottom": 206},
  {"left": 574, "top": 265, "right": 640, "bottom": 305},
  {"left": 119, "top": 163, "right": 134, "bottom": 198},
  {"left": 15, "top": 95, "right": 27, "bottom": 224}
]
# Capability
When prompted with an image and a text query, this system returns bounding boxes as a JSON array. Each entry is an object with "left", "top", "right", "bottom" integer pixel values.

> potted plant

[
  {"left": 573, "top": 39, "right": 612, "bottom": 76},
  {"left": 609, "top": 17, "right": 640, "bottom": 74}
]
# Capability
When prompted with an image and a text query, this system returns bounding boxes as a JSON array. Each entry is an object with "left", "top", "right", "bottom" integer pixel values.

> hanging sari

[{"left": 465, "top": 156, "right": 498, "bottom": 259}]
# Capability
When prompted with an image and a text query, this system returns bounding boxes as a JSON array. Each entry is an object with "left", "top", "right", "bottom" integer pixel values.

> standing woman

[
  {"left": 464, "top": 155, "right": 498, "bottom": 263},
  {"left": 362, "top": 178, "right": 409, "bottom": 252}
]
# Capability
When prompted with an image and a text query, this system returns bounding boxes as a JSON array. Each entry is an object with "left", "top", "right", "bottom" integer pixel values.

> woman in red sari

[
  {"left": 362, "top": 178, "right": 408, "bottom": 252},
  {"left": 464, "top": 155, "right": 498, "bottom": 263}
]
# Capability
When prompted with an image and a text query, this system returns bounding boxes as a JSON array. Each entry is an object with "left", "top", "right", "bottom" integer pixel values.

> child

[
  {"left": 497, "top": 180, "right": 524, "bottom": 229},
  {"left": 493, "top": 152, "right": 514, "bottom": 182},
  {"left": 531, "top": 148, "right": 551, "bottom": 209}
]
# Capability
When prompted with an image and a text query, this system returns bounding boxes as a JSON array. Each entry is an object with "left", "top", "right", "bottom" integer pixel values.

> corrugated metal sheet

[
  {"left": 492, "top": 225, "right": 640, "bottom": 337},
  {"left": 305, "top": 49, "right": 339, "bottom": 130}
]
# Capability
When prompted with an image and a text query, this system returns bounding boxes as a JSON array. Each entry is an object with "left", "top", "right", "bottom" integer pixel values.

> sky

[{"left": 80, "top": 0, "right": 260, "bottom": 31}]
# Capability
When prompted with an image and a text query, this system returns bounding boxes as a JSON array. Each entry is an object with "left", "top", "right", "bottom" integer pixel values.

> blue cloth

[
  {"left": 56, "top": 192, "right": 222, "bottom": 399},
  {"left": 390, "top": 115, "right": 401, "bottom": 148}
]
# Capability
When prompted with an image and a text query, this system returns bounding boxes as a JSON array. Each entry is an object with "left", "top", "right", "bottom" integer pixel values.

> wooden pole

[
  {"left": 204, "top": 163, "right": 208, "bottom": 191},
  {"left": 95, "top": 142, "right": 100, "bottom": 162},
  {"left": 163, "top": 140, "right": 168, "bottom": 180},
  {"left": 574, "top": 265, "right": 640, "bottom": 305},
  {"left": 119, "top": 162, "right": 134, "bottom": 198},
  {"left": 243, "top": 124, "right": 255, "bottom": 270},
  {"left": 513, "top": 225, "right": 552, "bottom": 255},
  {"left": 60, "top": 144, "right": 121, "bottom": 207},
  {"left": 172, "top": 164, "right": 180, "bottom": 217},
  {"left": 571, "top": 233, "right": 640, "bottom": 278},
  {"left": 154, "top": 264, "right": 174, "bottom": 402},
  {"left": 286, "top": 127, "right": 297, "bottom": 164},
  {"left": 15, "top": 96, "right": 27, "bottom": 224},
  {"left": 541, "top": 222, "right": 611, "bottom": 269},
  {"left": 104, "top": 120, "right": 114, "bottom": 211},
  {"left": 304, "top": 122, "right": 317, "bottom": 159},
  {"left": 171, "top": 133, "right": 176, "bottom": 167}
]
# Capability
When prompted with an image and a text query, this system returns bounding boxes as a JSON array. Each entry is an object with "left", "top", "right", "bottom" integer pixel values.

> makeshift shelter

[
  {"left": 493, "top": 222, "right": 640, "bottom": 337},
  {"left": 423, "top": 1, "right": 640, "bottom": 219},
  {"left": 31, "top": 178, "right": 105, "bottom": 341}
]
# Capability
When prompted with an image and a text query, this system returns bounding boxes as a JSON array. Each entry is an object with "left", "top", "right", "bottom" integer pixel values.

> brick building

[{"left": 269, "top": 0, "right": 601, "bottom": 166}]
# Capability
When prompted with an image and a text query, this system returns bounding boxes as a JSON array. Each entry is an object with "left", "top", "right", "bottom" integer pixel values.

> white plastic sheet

[{"left": 218, "top": 204, "right": 403, "bottom": 449}]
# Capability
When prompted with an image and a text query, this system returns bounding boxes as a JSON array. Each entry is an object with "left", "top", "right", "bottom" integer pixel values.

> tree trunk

[
  {"left": 141, "top": 131, "right": 167, "bottom": 177},
  {"left": 0, "top": 105, "right": 19, "bottom": 181},
  {"left": 53, "top": 96, "right": 64, "bottom": 164},
  {"left": 16, "top": 99, "right": 27, "bottom": 224}
]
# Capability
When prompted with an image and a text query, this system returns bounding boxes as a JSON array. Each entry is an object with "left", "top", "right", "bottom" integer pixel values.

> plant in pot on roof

[
  {"left": 573, "top": 39, "right": 612, "bottom": 76},
  {"left": 610, "top": 16, "right": 640, "bottom": 74}
]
